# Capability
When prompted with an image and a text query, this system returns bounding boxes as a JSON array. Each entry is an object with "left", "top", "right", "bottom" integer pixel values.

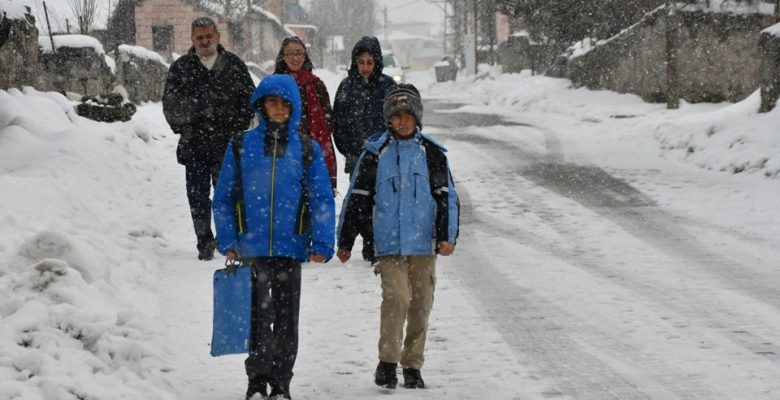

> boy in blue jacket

[
  {"left": 213, "top": 74, "right": 335, "bottom": 400},
  {"left": 336, "top": 84, "right": 459, "bottom": 390}
]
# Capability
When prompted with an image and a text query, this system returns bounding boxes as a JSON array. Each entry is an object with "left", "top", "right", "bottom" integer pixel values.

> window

[{"left": 152, "top": 25, "right": 174, "bottom": 52}]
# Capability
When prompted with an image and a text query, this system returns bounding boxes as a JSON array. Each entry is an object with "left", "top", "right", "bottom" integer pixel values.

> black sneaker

[
  {"left": 246, "top": 379, "right": 268, "bottom": 400},
  {"left": 269, "top": 381, "right": 291, "bottom": 399},
  {"left": 374, "top": 361, "right": 398, "bottom": 389},
  {"left": 361, "top": 247, "right": 375, "bottom": 263},
  {"left": 402, "top": 368, "right": 425, "bottom": 389}
]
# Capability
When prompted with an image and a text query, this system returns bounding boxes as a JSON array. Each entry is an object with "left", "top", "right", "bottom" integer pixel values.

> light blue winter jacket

[
  {"left": 213, "top": 74, "right": 335, "bottom": 261},
  {"left": 338, "top": 130, "right": 459, "bottom": 257}
]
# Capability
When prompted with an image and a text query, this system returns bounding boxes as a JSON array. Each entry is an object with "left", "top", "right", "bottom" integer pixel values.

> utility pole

[
  {"left": 666, "top": 0, "right": 680, "bottom": 109},
  {"left": 473, "top": 0, "right": 478, "bottom": 74},
  {"left": 384, "top": 6, "right": 389, "bottom": 44}
]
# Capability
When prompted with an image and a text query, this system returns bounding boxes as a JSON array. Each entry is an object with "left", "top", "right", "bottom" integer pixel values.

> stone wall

[
  {"left": 496, "top": 35, "right": 560, "bottom": 75},
  {"left": 114, "top": 45, "right": 169, "bottom": 103},
  {"left": 564, "top": 6, "right": 776, "bottom": 104},
  {"left": 37, "top": 46, "right": 115, "bottom": 96},
  {"left": 0, "top": 10, "right": 39, "bottom": 90},
  {"left": 759, "top": 26, "right": 780, "bottom": 112}
]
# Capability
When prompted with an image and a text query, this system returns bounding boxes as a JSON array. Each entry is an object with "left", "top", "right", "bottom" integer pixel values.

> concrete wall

[
  {"left": 564, "top": 7, "right": 775, "bottom": 104},
  {"left": 134, "top": 0, "right": 237, "bottom": 61},
  {"left": 497, "top": 35, "right": 561, "bottom": 75}
]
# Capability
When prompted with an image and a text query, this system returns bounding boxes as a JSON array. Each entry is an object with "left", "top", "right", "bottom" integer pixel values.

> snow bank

[
  {"left": 0, "top": 88, "right": 175, "bottom": 400},
  {"left": 426, "top": 70, "right": 780, "bottom": 179},
  {"left": 653, "top": 90, "right": 780, "bottom": 178}
]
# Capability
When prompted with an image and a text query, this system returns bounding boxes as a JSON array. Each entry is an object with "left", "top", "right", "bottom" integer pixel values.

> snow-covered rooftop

[
  {"left": 0, "top": 0, "right": 31, "bottom": 20},
  {"left": 678, "top": 0, "right": 775, "bottom": 15},
  {"left": 38, "top": 34, "right": 105, "bottom": 55},
  {"left": 118, "top": 44, "right": 169, "bottom": 66}
]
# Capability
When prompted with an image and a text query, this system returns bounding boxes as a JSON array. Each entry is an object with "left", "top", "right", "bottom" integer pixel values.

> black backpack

[{"left": 230, "top": 130, "right": 314, "bottom": 235}]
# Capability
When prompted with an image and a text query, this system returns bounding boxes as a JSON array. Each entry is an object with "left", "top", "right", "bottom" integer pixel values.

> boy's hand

[
  {"left": 336, "top": 249, "right": 351, "bottom": 263},
  {"left": 226, "top": 250, "right": 240, "bottom": 261},
  {"left": 309, "top": 253, "right": 327, "bottom": 263},
  {"left": 436, "top": 241, "right": 455, "bottom": 256}
]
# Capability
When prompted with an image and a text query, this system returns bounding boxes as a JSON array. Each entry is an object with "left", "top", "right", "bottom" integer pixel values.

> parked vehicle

[{"left": 382, "top": 50, "right": 407, "bottom": 84}]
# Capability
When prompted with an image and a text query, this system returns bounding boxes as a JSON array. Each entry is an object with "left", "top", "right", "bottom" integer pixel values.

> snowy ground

[{"left": 1, "top": 66, "right": 780, "bottom": 399}]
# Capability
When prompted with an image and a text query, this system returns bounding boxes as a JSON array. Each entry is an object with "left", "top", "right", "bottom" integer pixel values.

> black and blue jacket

[{"left": 338, "top": 130, "right": 459, "bottom": 256}]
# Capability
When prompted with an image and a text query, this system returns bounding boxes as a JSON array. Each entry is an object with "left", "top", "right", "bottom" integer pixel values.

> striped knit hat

[{"left": 383, "top": 84, "right": 423, "bottom": 129}]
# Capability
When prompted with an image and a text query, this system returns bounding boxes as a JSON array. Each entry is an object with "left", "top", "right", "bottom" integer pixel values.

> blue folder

[{"left": 210, "top": 266, "right": 253, "bottom": 356}]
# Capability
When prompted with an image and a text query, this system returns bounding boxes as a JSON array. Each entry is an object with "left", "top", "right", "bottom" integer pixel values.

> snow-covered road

[
  {"left": 4, "top": 69, "right": 780, "bottom": 400},
  {"left": 422, "top": 89, "right": 780, "bottom": 399}
]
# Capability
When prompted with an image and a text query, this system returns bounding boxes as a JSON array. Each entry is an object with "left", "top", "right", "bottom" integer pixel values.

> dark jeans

[
  {"left": 245, "top": 258, "right": 302, "bottom": 387},
  {"left": 184, "top": 160, "right": 221, "bottom": 250},
  {"left": 349, "top": 168, "right": 374, "bottom": 259}
]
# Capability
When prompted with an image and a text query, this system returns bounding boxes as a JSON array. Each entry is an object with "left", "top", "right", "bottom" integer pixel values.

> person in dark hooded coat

[
  {"left": 333, "top": 36, "right": 397, "bottom": 175},
  {"left": 332, "top": 36, "right": 397, "bottom": 263}
]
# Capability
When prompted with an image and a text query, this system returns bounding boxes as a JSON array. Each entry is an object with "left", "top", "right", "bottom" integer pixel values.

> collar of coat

[{"left": 363, "top": 130, "right": 447, "bottom": 155}]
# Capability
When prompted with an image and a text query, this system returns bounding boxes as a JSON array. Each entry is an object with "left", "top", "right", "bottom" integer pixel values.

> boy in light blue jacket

[
  {"left": 213, "top": 74, "right": 335, "bottom": 400},
  {"left": 336, "top": 84, "right": 459, "bottom": 390}
]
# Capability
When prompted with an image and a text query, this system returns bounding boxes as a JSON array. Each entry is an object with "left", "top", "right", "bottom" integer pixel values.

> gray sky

[
  {"left": 302, "top": 0, "right": 445, "bottom": 33},
  {"left": 378, "top": 0, "right": 444, "bottom": 25}
]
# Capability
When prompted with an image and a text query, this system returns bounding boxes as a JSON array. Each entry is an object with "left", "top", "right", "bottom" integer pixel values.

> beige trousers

[{"left": 376, "top": 255, "right": 436, "bottom": 369}]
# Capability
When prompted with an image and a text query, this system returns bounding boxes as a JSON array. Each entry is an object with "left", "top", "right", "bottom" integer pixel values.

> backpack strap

[
  {"left": 295, "top": 132, "right": 314, "bottom": 235},
  {"left": 421, "top": 137, "right": 456, "bottom": 242},
  {"left": 231, "top": 131, "right": 247, "bottom": 234}
]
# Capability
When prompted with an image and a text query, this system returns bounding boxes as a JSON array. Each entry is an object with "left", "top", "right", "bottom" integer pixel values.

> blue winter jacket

[
  {"left": 338, "top": 130, "right": 459, "bottom": 257},
  {"left": 213, "top": 74, "right": 335, "bottom": 261}
]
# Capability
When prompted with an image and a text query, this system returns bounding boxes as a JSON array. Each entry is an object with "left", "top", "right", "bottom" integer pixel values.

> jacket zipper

[{"left": 269, "top": 133, "right": 278, "bottom": 256}]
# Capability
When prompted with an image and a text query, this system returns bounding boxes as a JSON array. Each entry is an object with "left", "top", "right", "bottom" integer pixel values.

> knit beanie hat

[{"left": 383, "top": 84, "right": 423, "bottom": 129}]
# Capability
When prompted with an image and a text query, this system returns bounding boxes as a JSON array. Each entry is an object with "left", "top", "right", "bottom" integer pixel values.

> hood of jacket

[
  {"left": 349, "top": 36, "right": 384, "bottom": 80},
  {"left": 250, "top": 74, "right": 302, "bottom": 135}
]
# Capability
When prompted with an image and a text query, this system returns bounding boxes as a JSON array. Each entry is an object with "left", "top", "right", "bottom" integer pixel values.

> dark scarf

[{"left": 264, "top": 120, "right": 289, "bottom": 157}]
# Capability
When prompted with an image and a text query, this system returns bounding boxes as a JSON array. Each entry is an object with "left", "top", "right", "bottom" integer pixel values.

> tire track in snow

[{"left": 429, "top": 101, "right": 780, "bottom": 399}]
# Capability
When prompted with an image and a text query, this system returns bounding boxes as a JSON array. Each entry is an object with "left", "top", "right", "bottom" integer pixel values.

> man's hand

[
  {"left": 436, "top": 241, "right": 455, "bottom": 256},
  {"left": 308, "top": 253, "right": 327, "bottom": 263},
  {"left": 336, "top": 249, "right": 351, "bottom": 263}
]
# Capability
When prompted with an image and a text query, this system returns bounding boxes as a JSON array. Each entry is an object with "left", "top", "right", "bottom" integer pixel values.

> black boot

[
  {"left": 194, "top": 217, "right": 215, "bottom": 260},
  {"left": 269, "top": 380, "right": 291, "bottom": 399},
  {"left": 361, "top": 246, "right": 376, "bottom": 263},
  {"left": 197, "top": 239, "right": 216, "bottom": 261},
  {"left": 246, "top": 376, "right": 268, "bottom": 400},
  {"left": 374, "top": 361, "right": 398, "bottom": 389},
  {"left": 402, "top": 368, "right": 425, "bottom": 389}
]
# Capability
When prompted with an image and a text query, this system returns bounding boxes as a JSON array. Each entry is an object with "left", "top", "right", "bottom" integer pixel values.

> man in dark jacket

[
  {"left": 163, "top": 16, "right": 254, "bottom": 261},
  {"left": 332, "top": 36, "right": 397, "bottom": 263}
]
